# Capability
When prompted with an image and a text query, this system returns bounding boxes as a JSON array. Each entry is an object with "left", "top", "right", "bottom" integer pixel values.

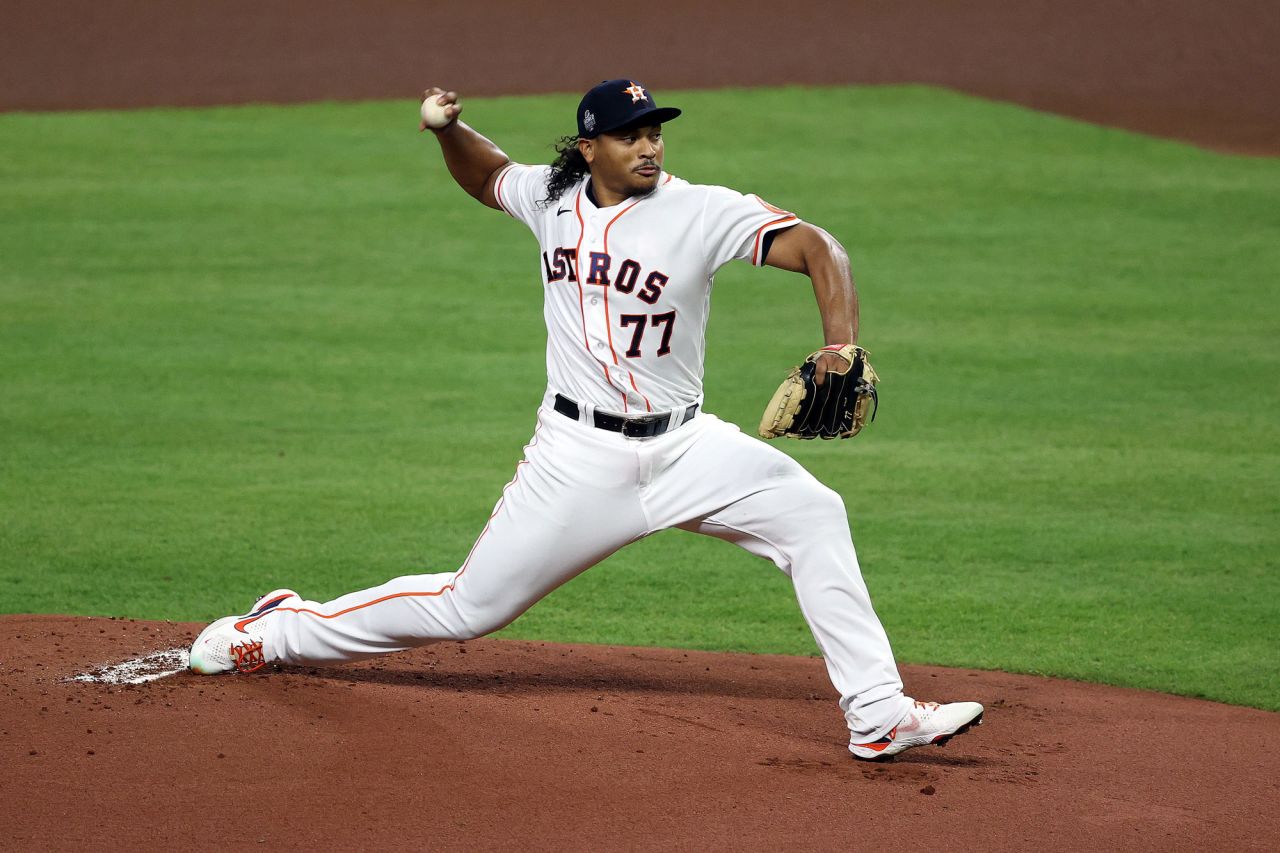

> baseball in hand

[{"left": 420, "top": 94, "right": 452, "bottom": 129}]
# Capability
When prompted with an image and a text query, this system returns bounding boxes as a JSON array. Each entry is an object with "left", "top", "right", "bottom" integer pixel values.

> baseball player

[{"left": 190, "top": 79, "right": 983, "bottom": 760}]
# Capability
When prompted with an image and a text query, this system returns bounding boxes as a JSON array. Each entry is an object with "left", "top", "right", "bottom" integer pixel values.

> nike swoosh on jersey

[{"left": 557, "top": 208, "right": 572, "bottom": 216}]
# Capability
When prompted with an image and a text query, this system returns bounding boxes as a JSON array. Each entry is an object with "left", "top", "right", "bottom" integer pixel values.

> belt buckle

[{"left": 622, "top": 414, "right": 664, "bottom": 438}]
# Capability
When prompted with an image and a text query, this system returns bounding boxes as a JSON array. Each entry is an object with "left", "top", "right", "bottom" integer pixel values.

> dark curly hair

[{"left": 542, "top": 135, "right": 588, "bottom": 206}]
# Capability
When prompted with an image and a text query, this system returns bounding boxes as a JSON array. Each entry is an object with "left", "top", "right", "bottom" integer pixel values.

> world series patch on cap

[{"left": 577, "top": 78, "right": 682, "bottom": 138}]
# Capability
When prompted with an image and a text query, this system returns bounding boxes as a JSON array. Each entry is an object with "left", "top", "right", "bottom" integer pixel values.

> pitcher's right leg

[{"left": 197, "top": 409, "right": 649, "bottom": 670}]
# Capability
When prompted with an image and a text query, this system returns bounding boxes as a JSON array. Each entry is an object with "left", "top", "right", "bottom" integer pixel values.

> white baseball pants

[{"left": 260, "top": 403, "right": 912, "bottom": 741}]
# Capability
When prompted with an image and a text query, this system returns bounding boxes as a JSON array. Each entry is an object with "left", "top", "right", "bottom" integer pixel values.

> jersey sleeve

[
  {"left": 492, "top": 163, "right": 553, "bottom": 229},
  {"left": 699, "top": 186, "right": 802, "bottom": 271}
]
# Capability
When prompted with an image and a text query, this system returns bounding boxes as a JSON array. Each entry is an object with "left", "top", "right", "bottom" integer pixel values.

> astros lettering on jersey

[{"left": 494, "top": 163, "right": 797, "bottom": 413}]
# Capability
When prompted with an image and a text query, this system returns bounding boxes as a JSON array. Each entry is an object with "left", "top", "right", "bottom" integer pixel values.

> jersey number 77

[{"left": 620, "top": 312, "right": 676, "bottom": 357}]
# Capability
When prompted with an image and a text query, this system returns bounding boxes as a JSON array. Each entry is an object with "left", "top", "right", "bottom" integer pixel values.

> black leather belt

[{"left": 554, "top": 394, "right": 698, "bottom": 438}]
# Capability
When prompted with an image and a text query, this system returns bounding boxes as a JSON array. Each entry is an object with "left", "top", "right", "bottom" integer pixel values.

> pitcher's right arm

[{"left": 421, "top": 87, "right": 511, "bottom": 211}]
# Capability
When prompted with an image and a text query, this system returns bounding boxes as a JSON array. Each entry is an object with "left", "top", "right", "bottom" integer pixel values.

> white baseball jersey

[{"left": 493, "top": 164, "right": 800, "bottom": 414}]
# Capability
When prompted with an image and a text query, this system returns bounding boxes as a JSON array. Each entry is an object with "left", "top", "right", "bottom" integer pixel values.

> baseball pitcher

[{"left": 190, "top": 79, "right": 983, "bottom": 761}]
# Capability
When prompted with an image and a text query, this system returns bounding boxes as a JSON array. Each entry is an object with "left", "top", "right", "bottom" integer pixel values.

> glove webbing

[{"left": 794, "top": 361, "right": 854, "bottom": 438}]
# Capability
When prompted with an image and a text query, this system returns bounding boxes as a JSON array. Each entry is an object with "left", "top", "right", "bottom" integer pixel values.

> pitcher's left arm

[{"left": 763, "top": 223, "right": 858, "bottom": 386}]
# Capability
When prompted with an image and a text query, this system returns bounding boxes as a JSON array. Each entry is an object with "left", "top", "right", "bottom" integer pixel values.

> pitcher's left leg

[{"left": 646, "top": 415, "right": 910, "bottom": 742}]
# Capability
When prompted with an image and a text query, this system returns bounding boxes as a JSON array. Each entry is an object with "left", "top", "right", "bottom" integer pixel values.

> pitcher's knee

[
  {"left": 451, "top": 614, "right": 500, "bottom": 641},
  {"left": 450, "top": 602, "right": 521, "bottom": 641},
  {"left": 778, "top": 478, "right": 847, "bottom": 527}
]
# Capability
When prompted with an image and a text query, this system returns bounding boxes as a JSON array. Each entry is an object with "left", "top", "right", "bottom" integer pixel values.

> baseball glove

[{"left": 759, "top": 344, "right": 879, "bottom": 440}]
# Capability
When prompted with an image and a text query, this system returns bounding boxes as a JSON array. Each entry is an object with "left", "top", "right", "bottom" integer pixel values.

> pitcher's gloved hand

[{"left": 759, "top": 344, "right": 879, "bottom": 440}]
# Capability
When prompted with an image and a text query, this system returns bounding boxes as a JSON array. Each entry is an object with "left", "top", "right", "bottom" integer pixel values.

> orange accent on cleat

[{"left": 854, "top": 726, "right": 897, "bottom": 753}]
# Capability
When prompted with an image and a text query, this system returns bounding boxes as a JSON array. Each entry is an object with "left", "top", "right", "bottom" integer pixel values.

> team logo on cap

[
  {"left": 623, "top": 82, "right": 648, "bottom": 103},
  {"left": 583, "top": 110, "right": 596, "bottom": 133}
]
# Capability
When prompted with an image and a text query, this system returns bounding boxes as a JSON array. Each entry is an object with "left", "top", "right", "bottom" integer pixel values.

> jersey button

[{"left": 590, "top": 296, "right": 599, "bottom": 306}]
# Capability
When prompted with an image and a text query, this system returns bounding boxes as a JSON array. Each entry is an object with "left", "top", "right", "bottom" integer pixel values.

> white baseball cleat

[
  {"left": 849, "top": 699, "right": 984, "bottom": 761},
  {"left": 188, "top": 589, "right": 299, "bottom": 675}
]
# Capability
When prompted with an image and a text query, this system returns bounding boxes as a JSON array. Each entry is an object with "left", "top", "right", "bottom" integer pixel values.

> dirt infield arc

[{"left": 3, "top": 615, "right": 1278, "bottom": 851}]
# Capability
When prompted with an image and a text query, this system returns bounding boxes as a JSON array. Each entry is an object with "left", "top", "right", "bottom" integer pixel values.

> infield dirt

[{"left": 3, "top": 615, "right": 1278, "bottom": 850}]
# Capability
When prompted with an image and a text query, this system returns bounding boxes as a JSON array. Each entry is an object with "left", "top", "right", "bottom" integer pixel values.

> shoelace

[
  {"left": 913, "top": 700, "right": 940, "bottom": 711},
  {"left": 230, "top": 640, "right": 266, "bottom": 673}
]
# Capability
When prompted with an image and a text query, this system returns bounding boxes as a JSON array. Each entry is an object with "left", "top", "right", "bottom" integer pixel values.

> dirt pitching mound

[{"left": 2, "top": 615, "right": 1277, "bottom": 850}]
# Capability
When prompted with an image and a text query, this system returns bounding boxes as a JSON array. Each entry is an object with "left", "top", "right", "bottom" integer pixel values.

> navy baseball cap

[{"left": 577, "top": 79, "right": 682, "bottom": 138}]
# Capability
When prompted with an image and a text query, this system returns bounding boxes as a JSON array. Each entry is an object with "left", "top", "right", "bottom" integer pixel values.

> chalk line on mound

[{"left": 68, "top": 647, "right": 190, "bottom": 685}]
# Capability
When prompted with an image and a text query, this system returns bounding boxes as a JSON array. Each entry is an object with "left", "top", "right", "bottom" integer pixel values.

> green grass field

[{"left": 2, "top": 86, "right": 1277, "bottom": 710}]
